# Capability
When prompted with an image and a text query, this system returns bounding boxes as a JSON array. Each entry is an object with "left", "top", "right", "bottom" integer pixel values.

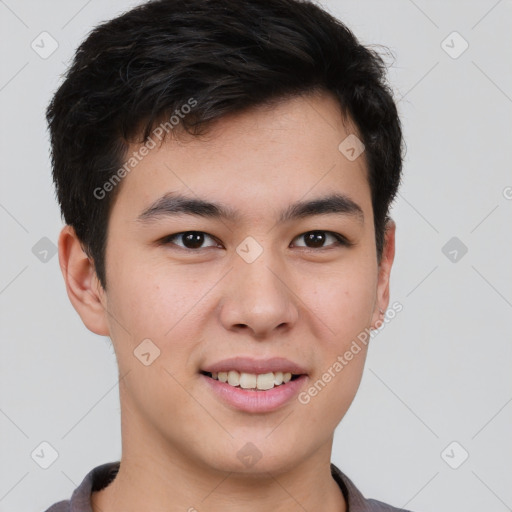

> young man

[{"left": 44, "top": 0, "right": 408, "bottom": 510}]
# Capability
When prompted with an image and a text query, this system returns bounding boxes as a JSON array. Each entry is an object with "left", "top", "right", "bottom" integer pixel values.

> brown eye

[
  {"left": 161, "top": 231, "right": 219, "bottom": 250},
  {"left": 292, "top": 230, "right": 350, "bottom": 249}
]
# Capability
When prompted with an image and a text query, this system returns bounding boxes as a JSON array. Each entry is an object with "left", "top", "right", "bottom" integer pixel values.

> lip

[
  {"left": 201, "top": 373, "right": 308, "bottom": 413},
  {"left": 201, "top": 356, "right": 308, "bottom": 375}
]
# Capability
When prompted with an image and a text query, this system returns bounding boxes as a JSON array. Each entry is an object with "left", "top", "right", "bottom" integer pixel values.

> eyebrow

[{"left": 136, "top": 192, "right": 364, "bottom": 225}]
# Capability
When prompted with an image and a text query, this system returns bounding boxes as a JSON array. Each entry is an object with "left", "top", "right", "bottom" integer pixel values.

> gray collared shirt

[{"left": 43, "top": 461, "right": 413, "bottom": 511}]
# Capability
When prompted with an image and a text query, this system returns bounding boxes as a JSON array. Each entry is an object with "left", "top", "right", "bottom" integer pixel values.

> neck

[
  {"left": 92, "top": 455, "right": 346, "bottom": 512},
  {"left": 91, "top": 394, "right": 346, "bottom": 512}
]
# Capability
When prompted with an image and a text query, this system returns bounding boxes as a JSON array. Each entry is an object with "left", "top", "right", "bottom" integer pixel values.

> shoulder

[
  {"left": 42, "top": 499, "right": 69, "bottom": 512},
  {"left": 41, "top": 461, "right": 120, "bottom": 512},
  {"left": 366, "top": 497, "right": 414, "bottom": 511},
  {"left": 331, "top": 463, "right": 415, "bottom": 512}
]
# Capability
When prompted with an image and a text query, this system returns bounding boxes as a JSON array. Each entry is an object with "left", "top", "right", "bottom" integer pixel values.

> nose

[{"left": 219, "top": 251, "right": 299, "bottom": 339}]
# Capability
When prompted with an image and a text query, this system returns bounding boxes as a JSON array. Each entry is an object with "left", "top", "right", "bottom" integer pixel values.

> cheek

[
  {"left": 108, "top": 256, "right": 202, "bottom": 336},
  {"left": 105, "top": 258, "right": 216, "bottom": 382},
  {"left": 298, "top": 262, "right": 377, "bottom": 341},
  {"left": 298, "top": 262, "right": 375, "bottom": 419},
  {"left": 301, "top": 351, "right": 367, "bottom": 431}
]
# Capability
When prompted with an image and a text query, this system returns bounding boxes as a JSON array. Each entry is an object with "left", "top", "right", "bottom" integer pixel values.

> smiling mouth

[{"left": 200, "top": 370, "right": 303, "bottom": 391}]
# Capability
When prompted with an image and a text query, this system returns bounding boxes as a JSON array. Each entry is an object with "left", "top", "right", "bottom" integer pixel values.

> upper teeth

[{"left": 211, "top": 371, "right": 293, "bottom": 390}]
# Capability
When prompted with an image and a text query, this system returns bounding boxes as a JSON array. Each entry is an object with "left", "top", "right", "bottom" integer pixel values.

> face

[{"left": 62, "top": 91, "right": 395, "bottom": 475}]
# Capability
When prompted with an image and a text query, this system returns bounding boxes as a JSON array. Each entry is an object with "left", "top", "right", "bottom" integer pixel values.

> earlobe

[
  {"left": 58, "top": 225, "right": 110, "bottom": 336},
  {"left": 371, "top": 219, "right": 396, "bottom": 329}
]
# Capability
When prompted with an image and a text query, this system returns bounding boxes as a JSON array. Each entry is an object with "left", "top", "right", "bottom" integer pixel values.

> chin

[{"left": 195, "top": 434, "right": 311, "bottom": 477}]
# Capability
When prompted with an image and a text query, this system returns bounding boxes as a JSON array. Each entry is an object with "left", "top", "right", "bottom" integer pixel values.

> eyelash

[{"left": 158, "top": 230, "right": 353, "bottom": 251}]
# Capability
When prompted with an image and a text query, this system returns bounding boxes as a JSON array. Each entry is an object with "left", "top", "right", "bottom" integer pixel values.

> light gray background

[{"left": 1, "top": 0, "right": 511, "bottom": 510}]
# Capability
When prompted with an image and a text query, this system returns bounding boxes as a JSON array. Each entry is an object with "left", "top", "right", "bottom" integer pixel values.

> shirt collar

[{"left": 64, "top": 460, "right": 399, "bottom": 512}]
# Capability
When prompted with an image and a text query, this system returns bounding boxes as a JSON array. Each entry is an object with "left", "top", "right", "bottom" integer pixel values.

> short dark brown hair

[{"left": 47, "top": 0, "right": 404, "bottom": 289}]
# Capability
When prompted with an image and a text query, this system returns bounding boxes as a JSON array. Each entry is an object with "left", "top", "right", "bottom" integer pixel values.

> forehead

[{"left": 110, "top": 92, "right": 371, "bottom": 223}]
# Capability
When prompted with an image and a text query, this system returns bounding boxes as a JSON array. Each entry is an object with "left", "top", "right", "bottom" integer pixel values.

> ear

[
  {"left": 58, "top": 225, "right": 110, "bottom": 336},
  {"left": 370, "top": 218, "right": 396, "bottom": 329}
]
